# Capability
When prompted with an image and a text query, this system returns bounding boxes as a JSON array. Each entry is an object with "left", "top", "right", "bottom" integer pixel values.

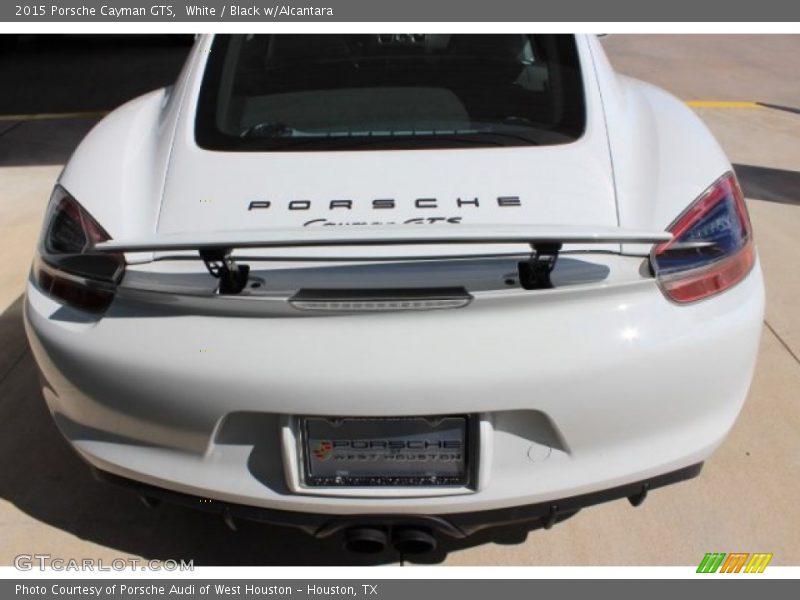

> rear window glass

[{"left": 196, "top": 34, "right": 586, "bottom": 152}]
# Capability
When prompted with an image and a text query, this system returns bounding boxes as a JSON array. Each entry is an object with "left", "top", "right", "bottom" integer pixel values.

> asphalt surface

[{"left": 0, "top": 34, "right": 798, "bottom": 566}]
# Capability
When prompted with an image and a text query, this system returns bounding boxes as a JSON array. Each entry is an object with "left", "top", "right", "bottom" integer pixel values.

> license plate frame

[{"left": 300, "top": 415, "right": 474, "bottom": 487}]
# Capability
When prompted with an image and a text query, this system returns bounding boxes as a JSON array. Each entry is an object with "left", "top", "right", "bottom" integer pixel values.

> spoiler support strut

[
  {"left": 200, "top": 248, "right": 250, "bottom": 295},
  {"left": 519, "top": 243, "right": 562, "bottom": 290},
  {"left": 200, "top": 243, "right": 563, "bottom": 295}
]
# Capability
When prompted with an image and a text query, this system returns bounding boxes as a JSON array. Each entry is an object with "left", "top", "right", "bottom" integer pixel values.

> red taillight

[
  {"left": 35, "top": 186, "right": 124, "bottom": 313},
  {"left": 651, "top": 172, "right": 755, "bottom": 303},
  {"left": 657, "top": 243, "right": 755, "bottom": 303},
  {"left": 35, "top": 261, "right": 118, "bottom": 313}
]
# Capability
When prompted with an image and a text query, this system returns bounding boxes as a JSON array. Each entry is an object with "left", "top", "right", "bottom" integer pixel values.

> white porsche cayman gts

[{"left": 24, "top": 34, "right": 764, "bottom": 555}]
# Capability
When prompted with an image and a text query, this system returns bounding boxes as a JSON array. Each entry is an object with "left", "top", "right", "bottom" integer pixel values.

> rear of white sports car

[{"left": 24, "top": 34, "right": 764, "bottom": 555}]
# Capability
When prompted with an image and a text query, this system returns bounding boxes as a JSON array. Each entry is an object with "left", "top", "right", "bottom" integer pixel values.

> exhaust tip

[
  {"left": 343, "top": 527, "right": 388, "bottom": 554},
  {"left": 392, "top": 527, "right": 437, "bottom": 555}
]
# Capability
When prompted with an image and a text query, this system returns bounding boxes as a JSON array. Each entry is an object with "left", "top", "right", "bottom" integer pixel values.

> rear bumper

[
  {"left": 24, "top": 258, "right": 764, "bottom": 516},
  {"left": 93, "top": 462, "right": 704, "bottom": 537}
]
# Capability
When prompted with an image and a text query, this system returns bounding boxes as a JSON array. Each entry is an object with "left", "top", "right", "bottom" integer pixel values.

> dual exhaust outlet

[
  {"left": 139, "top": 492, "right": 437, "bottom": 554},
  {"left": 343, "top": 526, "right": 437, "bottom": 555}
]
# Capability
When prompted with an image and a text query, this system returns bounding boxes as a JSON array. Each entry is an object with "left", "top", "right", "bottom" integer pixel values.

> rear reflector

[
  {"left": 658, "top": 243, "right": 755, "bottom": 303},
  {"left": 36, "top": 261, "right": 116, "bottom": 313}
]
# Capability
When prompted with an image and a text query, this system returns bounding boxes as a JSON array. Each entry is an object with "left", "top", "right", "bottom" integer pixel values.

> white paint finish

[
  {"left": 52, "top": 35, "right": 730, "bottom": 259},
  {"left": 156, "top": 36, "right": 618, "bottom": 236},
  {"left": 24, "top": 261, "right": 764, "bottom": 513},
  {"left": 587, "top": 36, "right": 733, "bottom": 254},
  {"left": 55, "top": 38, "right": 207, "bottom": 242},
  {"left": 23, "top": 34, "right": 767, "bottom": 520}
]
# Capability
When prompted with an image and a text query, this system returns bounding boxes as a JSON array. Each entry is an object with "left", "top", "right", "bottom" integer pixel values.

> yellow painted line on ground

[
  {"left": 0, "top": 110, "right": 109, "bottom": 122},
  {"left": 686, "top": 100, "right": 762, "bottom": 109}
]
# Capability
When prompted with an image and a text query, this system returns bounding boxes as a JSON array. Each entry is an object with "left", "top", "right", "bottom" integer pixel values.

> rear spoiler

[
  {"left": 95, "top": 224, "right": 670, "bottom": 253},
  {"left": 94, "top": 225, "right": 671, "bottom": 294}
]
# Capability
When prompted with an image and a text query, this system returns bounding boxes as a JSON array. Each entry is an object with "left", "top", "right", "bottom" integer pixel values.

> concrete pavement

[{"left": 0, "top": 35, "right": 797, "bottom": 566}]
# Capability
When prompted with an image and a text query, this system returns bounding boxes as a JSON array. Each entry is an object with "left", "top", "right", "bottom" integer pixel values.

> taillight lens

[
  {"left": 34, "top": 186, "right": 125, "bottom": 313},
  {"left": 651, "top": 172, "right": 755, "bottom": 303}
]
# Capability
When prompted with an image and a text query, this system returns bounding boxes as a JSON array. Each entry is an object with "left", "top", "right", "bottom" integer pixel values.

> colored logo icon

[
  {"left": 697, "top": 553, "right": 773, "bottom": 573},
  {"left": 312, "top": 441, "right": 334, "bottom": 461}
]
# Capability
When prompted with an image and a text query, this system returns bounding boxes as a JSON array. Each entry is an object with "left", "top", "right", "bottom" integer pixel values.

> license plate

[{"left": 301, "top": 416, "right": 471, "bottom": 487}]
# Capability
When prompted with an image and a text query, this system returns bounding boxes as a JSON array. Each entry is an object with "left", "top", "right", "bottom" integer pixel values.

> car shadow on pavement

[
  {"left": 0, "top": 35, "right": 191, "bottom": 168},
  {"left": 0, "top": 295, "right": 546, "bottom": 566},
  {"left": 0, "top": 119, "right": 100, "bottom": 167},
  {"left": 734, "top": 164, "right": 800, "bottom": 206},
  {"left": 0, "top": 35, "right": 191, "bottom": 115}
]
